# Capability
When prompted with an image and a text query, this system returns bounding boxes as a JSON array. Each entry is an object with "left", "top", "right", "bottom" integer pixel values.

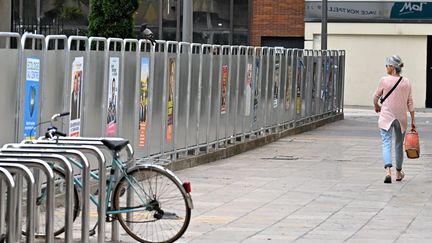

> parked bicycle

[{"left": 24, "top": 112, "right": 193, "bottom": 243}]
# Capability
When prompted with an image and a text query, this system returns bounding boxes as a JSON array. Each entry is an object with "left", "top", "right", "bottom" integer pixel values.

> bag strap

[{"left": 380, "top": 76, "right": 403, "bottom": 104}]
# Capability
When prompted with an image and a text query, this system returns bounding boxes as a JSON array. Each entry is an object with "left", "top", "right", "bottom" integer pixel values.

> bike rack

[
  {"left": 0, "top": 155, "right": 63, "bottom": 243},
  {"left": 28, "top": 137, "right": 133, "bottom": 242},
  {"left": 1, "top": 145, "right": 97, "bottom": 243},
  {"left": 0, "top": 150, "right": 74, "bottom": 243},
  {"left": 0, "top": 167, "right": 16, "bottom": 243},
  {"left": 4, "top": 143, "right": 106, "bottom": 243},
  {"left": 0, "top": 162, "right": 35, "bottom": 243}
]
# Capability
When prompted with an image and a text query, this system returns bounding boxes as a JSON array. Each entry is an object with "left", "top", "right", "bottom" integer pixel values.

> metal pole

[
  {"left": 182, "top": 0, "right": 193, "bottom": 42},
  {"left": 321, "top": 0, "right": 328, "bottom": 50}
]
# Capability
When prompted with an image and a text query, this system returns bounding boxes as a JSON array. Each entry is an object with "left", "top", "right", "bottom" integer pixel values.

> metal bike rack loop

[
  {"left": 0, "top": 148, "right": 74, "bottom": 243},
  {"left": 0, "top": 157, "right": 54, "bottom": 242},
  {"left": 0, "top": 162, "right": 35, "bottom": 243},
  {"left": 0, "top": 167, "right": 16, "bottom": 243},
  {"left": 6, "top": 143, "right": 106, "bottom": 243},
  {"left": 2, "top": 145, "right": 99, "bottom": 243}
]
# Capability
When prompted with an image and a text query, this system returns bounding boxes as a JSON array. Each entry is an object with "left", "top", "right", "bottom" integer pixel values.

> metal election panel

[
  {"left": 277, "top": 48, "right": 288, "bottom": 126},
  {"left": 271, "top": 47, "right": 284, "bottom": 129},
  {"left": 293, "top": 49, "right": 304, "bottom": 120},
  {"left": 227, "top": 46, "right": 238, "bottom": 140},
  {"left": 133, "top": 40, "right": 153, "bottom": 158},
  {"left": 304, "top": 50, "right": 314, "bottom": 118},
  {"left": 299, "top": 50, "right": 308, "bottom": 120},
  {"left": 322, "top": 50, "right": 332, "bottom": 113},
  {"left": 42, "top": 35, "right": 67, "bottom": 134},
  {"left": 64, "top": 36, "right": 89, "bottom": 137},
  {"left": 287, "top": 49, "right": 297, "bottom": 124},
  {"left": 0, "top": 33, "right": 20, "bottom": 144},
  {"left": 187, "top": 44, "right": 202, "bottom": 152},
  {"left": 81, "top": 37, "right": 106, "bottom": 137},
  {"left": 251, "top": 47, "right": 262, "bottom": 133},
  {"left": 148, "top": 41, "right": 165, "bottom": 156},
  {"left": 198, "top": 45, "right": 212, "bottom": 147},
  {"left": 163, "top": 41, "right": 179, "bottom": 156},
  {"left": 332, "top": 50, "right": 340, "bottom": 112},
  {"left": 243, "top": 47, "right": 254, "bottom": 136},
  {"left": 101, "top": 38, "right": 124, "bottom": 138},
  {"left": 339, "top": 50, "right": 346, "bottom": 112},
  {"left": 208, "top": 45, "right": 221, "bottom": 147},
  {"left": 236, "top": 46, "right": 247, "bottom": 139},
  {"left": 312, "top": 50, "right": 322, "bottom": 116},
  {"left": 261, "top": 47, "right": 271, "bottom": 131},
  {"left": 18, "top": 33, "right": 45, "bottom": 142},
  {"left": 175, "top": 42, "right": 190, "bottom": 153},
  {"left": 265, "top": 48, "right": 275, "bottom": 129},
  {"left": 121, "top": 39, "right": 138, "bottom": 144},
  {"left": 217, "top": 46, "right": 230, "bottom": 145},
  {"left": 257, "top": 47, "right": 268, "bottom": 133}
]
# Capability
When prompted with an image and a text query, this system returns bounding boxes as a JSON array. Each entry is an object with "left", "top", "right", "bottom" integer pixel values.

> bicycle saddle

[{"left": 101, "top": 139, "right": 129, "bottom": 151}]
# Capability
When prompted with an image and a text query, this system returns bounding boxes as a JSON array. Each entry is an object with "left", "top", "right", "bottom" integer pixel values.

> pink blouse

[{"left": 373, "top": 75, "right": 414, "bottom": 132}]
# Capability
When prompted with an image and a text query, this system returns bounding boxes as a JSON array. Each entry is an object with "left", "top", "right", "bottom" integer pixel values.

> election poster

[
  {"left": 23, "top": 58, "right": 40, "bottom": 140},
  {"left": 220, "top": 65, "right": 228, "bottom": 114},
  {"left": 106, "top": 57, "right": 120, "bottom": 136},
  {"left": 139, "top": 57, "right": 150, "bottom": 147},
  {"left": 69, "top": 57, "right": 83, "bottom": 137},
  {"left": 245, "top": 63, "right": 252, "bottom": 116},
  {"left": 167, "top": 58, "right": 175, "bottom": 142}
]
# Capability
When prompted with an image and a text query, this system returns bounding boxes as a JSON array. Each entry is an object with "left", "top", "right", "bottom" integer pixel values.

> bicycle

[{"left": 24, "top": 112, "right": 193, "bottom": 243}]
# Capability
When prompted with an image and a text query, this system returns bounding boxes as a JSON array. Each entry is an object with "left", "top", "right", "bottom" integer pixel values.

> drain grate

[{"left": 261, "top": 155, "right": 299, "bottom": 160}]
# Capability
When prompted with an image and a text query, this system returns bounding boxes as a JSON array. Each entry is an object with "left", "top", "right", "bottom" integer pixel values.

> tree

[{"left": 88, "top": 0, "right": 139, "bottom": 38}]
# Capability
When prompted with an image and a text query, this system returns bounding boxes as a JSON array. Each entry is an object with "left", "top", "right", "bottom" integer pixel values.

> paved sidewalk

[
  {"left": 70, "top": 107, "right": 432, "bottom": 242},
  {"left": 173, "top": 107, "right": 432, "bottom": 243}
]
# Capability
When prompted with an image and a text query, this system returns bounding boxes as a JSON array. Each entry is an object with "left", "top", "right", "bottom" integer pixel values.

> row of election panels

[{"left": 0, "top": 32, "right": 345, "bottom": 159}]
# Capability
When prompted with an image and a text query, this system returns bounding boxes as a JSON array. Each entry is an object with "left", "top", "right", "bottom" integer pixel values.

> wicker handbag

[{"left": 404, "top": 129, "right": 420, "bottom": 159}]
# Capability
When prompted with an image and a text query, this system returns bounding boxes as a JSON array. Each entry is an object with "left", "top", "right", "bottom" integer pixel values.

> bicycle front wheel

[{"left": 112, "top": 166, "right": 191, "bottom": 243}]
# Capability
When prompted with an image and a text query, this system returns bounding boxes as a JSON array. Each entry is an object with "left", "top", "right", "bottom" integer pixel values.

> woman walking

[{"left": 373, "top": 55, "right": 416, "bottom": 183}]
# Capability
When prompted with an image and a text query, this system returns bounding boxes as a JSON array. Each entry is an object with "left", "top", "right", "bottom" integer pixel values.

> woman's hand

[
  {"left": 411, "top": 120, "right": 416, "bottom": 130},
  {"left": 374, "top": 104, "right": 381, "bottom": 113}
]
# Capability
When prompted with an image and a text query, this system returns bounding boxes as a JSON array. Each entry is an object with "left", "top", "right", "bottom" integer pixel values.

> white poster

[
  {"left": 69, "top": 56, "right": 84, "bottom": 137},
  {"left": 106, "top": 57, "right": 120, "bottom": 136}
]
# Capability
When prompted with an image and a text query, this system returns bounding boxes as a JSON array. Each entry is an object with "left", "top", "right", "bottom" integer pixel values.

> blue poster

[{"left": 23, "top": 58, "right": 40, "bottom": 139}]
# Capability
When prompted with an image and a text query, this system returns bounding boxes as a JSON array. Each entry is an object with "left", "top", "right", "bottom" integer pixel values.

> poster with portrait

[
  {"left": 244, "top": 63, "right": 252, "bottom": 116},
  {"left": 253, "top": 58, "right": 260, "bottom": 123},
  {"left": 23, "top": 58, "right": 40, "bottom": 140},
  {"left": 167, "top": 58, "right": 176, "bottom": 142},
  {"left": 273, "top": 61, "right": 280, "bottom": 108},
  {"left": 69, "top": 56, "right": 83, "bottom": 137},
  {"left": 296, "top": 59, "right": 303, "bottom": 114},
  {"left": 220, "top": 65, "right": 228, "bottom": 114},
  {"left": 139, "top": 57, "right": 150, "bottom": 147},
  {"left": 284, "top": 66, "right": 292, "bottom": 110},
  {"left": 106, "top": 57, "right": 120, "bottom": 136}
]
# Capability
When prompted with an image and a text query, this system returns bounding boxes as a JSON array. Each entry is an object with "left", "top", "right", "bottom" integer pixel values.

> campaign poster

[
  {"left": 106, "top": 57, "right": 120, "bottom": 136},
  {"left": 245, "top": 63, "right": 252, "bottom": 116},
  {"left": 285, "top": 66, "right": 292, "bottom": 110},
  {"left": 253, "top": 58, "right": 260, "bottom": 123},
  {"left": 139, "top": 57, "right": 150, "bottom": 147},
  {"left": 220, "top": 65, "right": 228, "bottom": 114},
  {"left": 69, "top": 57, "right": 83, "bottom": 137},
  {"left": 23, "top": 58, "right": 40, "bottom": 140},
  {"left": 296, "top": 59, "right": 303, "bottom": 114},
  {"left": 273, "top": 61, "right": 280, "bottom": 108},
  {"left": 167, "top": 58, "right": 176, "bottom": 142}
]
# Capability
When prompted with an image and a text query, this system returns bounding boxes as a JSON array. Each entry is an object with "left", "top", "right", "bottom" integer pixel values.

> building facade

[
  {"left": 305, "top": 0, "right": 432, "bottom": 108},
  {"left": 1, "top": 0, "right": 305, "bottom": 47}
]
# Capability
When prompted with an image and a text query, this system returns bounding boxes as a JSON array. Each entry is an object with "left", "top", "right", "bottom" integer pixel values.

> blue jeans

[{"left": 380, "top": 120, "right": 405, "bottom": 170}]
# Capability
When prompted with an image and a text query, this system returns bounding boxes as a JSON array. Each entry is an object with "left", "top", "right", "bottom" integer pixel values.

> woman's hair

[{"left": 386, "top": 55, "right": 404, "bottom": 74}]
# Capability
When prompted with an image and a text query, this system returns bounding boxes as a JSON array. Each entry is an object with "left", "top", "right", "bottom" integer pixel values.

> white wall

[{"left": 305, "top": 22, "right": 430, "bottom": 108}]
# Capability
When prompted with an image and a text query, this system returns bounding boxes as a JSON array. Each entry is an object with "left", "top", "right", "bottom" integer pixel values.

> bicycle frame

[{"left": 66, "top": 153, "right": 151, "bottom": 215}]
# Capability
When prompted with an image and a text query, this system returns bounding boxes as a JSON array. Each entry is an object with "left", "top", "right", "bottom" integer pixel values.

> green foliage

[{"left": 88, "top": 0, "right": 139, "bottom": 38}]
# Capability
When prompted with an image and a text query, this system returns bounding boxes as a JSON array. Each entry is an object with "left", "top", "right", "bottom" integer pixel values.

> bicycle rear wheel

[
  {"left": 112, "top": 166, "right": 191, "bottom": 243},
  {"left": 22, "top": 166, "right": 80, "bottom": 236}
]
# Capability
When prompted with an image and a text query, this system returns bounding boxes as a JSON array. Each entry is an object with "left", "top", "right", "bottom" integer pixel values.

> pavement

[{"left": 69, "top": 107, "right": 432, "bottom": 242}]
